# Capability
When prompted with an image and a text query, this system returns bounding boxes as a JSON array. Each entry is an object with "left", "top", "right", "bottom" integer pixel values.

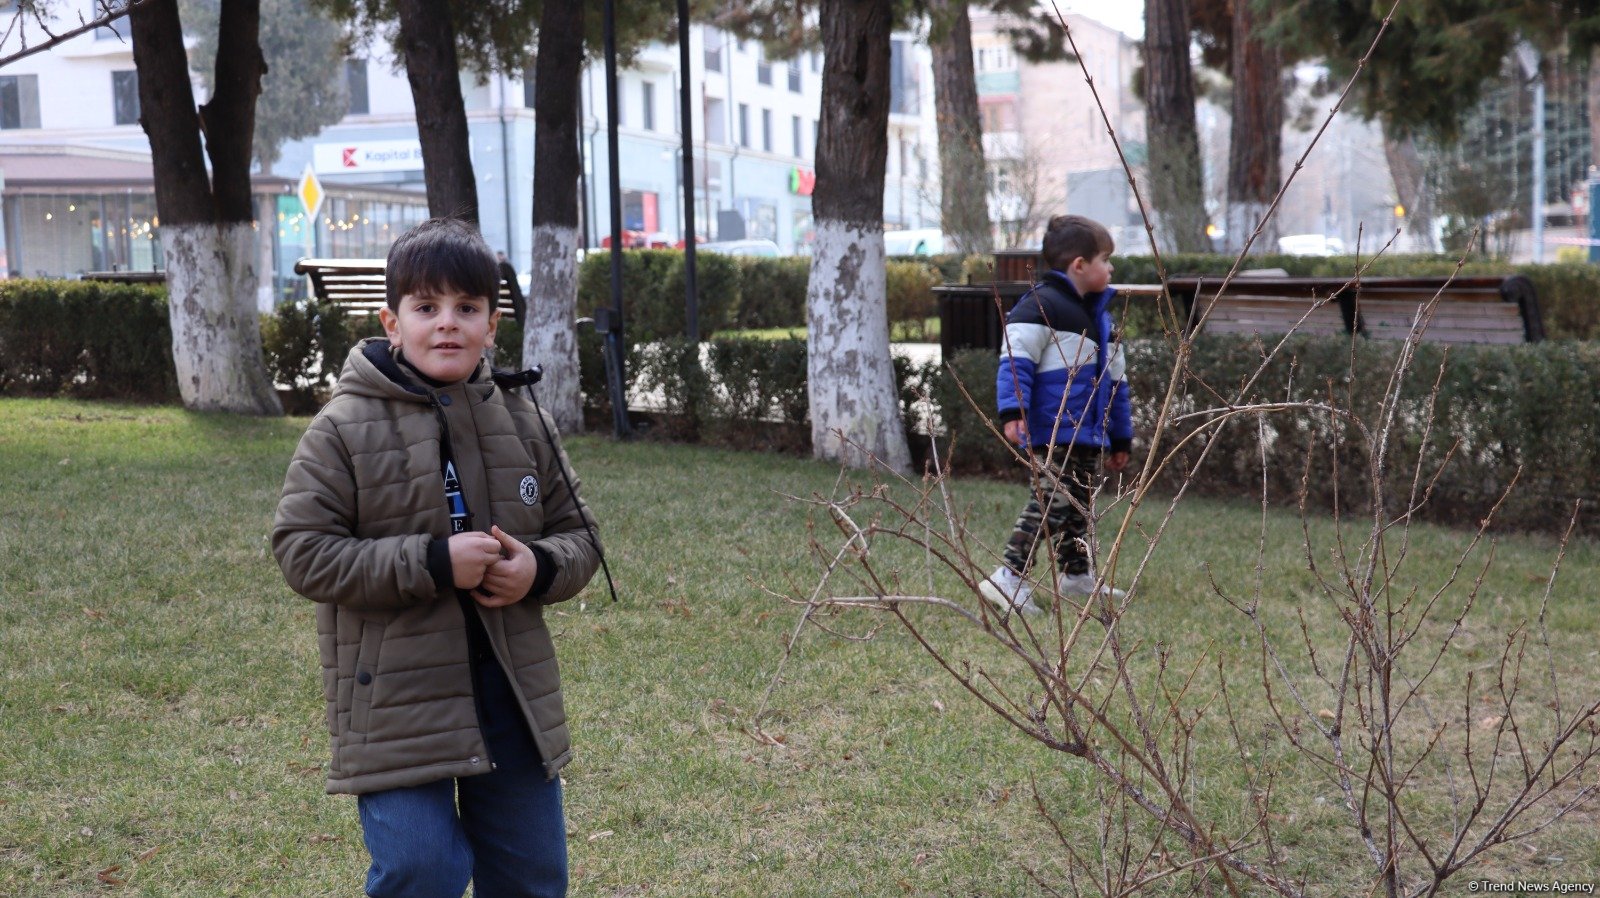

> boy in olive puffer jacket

[{"left": 274, "top": 217, "right": 599, "bottom": 898}]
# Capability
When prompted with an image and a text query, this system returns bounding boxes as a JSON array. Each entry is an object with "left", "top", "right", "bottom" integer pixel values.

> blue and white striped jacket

[{"left": 995, "top": 270, "right": 1133, "bottom": 453}]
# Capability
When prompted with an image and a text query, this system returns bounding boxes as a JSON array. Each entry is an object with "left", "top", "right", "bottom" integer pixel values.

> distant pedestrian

[
  {"left": 274, "top": 218, "right": 600, "bottom": 898},
  {"left": 979, "top": 214, "right": 1135, "bottom": 617},
  {"left": 497, "top": 250, "right": 526, "bottom": 329}
]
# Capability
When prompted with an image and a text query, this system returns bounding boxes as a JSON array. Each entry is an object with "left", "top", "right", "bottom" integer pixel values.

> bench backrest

[
  {"left": 293, "top": 258, "right": 519, "bottom": 316},
  {"left": 1167, "top": 275, "right": 1544, "bottom": 344}
]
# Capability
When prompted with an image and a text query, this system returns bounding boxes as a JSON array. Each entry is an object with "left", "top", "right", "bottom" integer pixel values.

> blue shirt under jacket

[{"left": 995, "top": 269, "right": 1133, "bottom": 453}]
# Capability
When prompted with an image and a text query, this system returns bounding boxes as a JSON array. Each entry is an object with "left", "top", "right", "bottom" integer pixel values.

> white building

[{"left": 0, "top": 6, "right": 942, "bottom": 308}]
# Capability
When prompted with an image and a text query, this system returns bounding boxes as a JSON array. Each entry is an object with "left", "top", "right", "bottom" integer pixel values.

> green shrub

[
  {"left": 733, "top": 256, "right": 810, "bottom": 330},
  {"left": 885, "top": 260, "right": 941, "bottom": 341},
  {"left": 0, "top": 279, "right": 178, "bottom": 402},
  {"left": 577, "top": 249, "right": 740, "bottom": 342},
  {"left": 1124, "top": 333, "right": 1600, "bottom": 537},
  {"left": 260, "top": 299, "right": 357, "bottom": 408}
]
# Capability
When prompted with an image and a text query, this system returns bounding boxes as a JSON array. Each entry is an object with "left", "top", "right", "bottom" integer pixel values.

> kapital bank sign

[{"left": 312, "top": 139, "right": 427, "bottom": 174}]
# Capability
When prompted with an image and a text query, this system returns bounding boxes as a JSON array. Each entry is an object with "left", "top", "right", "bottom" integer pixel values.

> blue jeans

[{"left": 357, "top": 662, "right": 567, "bottom": 898}]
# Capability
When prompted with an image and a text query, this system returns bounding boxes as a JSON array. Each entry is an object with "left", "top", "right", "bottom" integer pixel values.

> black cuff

[
  {"left": 528, "top": 544, "right": 557, "bottom": 598},
  {"left": 1109, "top": 437, "right": 1133, "bottom": 455},
  {"left": 998, "top": 409, "right": 1024, "bottom": 424},
  {"left": 427, "top": 538, "right": 454, "bottom": 592}
]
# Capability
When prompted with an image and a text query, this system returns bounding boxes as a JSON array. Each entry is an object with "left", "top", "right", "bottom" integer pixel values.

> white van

[{"left": 884, "top": 228, "right": 945, "bottom": 256}]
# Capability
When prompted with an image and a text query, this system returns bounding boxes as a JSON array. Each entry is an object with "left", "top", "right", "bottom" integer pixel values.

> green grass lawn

[{"left": 2, "top": 398, "right": 1597, "bottom": 896}]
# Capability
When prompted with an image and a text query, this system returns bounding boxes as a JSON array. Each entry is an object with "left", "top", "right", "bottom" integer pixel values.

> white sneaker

[
  {"left": 1057, "top": 571, "right": 1127, "bottom": 600},
  {"left": 979, "top": 566, "right": 1042, "bottom": 616}
]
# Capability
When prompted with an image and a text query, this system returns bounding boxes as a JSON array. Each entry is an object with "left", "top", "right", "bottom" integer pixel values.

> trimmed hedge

[
  {"left": 0, "top": 282, "right": 521, "bottom": 408},
  {"left": 1122, "top": 333, "right": 1600, "bottom": 537},
  {"left": 577, "top": 249, "right": 740, "bottom": 343},
  {"left": 0, "top": 279, "right": 178, "bottom": 402}
]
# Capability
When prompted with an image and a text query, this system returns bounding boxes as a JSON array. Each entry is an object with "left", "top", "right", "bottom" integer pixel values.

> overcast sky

[{"left": 1066, "top": 1, "right": 1144, "bottom": 39}]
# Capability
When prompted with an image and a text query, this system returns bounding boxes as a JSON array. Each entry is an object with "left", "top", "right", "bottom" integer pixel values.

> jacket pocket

[{"left": 349, "top": 619, "right": 385, "bottom": 739}]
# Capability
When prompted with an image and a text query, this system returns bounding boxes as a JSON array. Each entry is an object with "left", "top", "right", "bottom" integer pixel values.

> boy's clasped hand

[{"left": 449, "top": 524, "right": 537, "bottom": 607}]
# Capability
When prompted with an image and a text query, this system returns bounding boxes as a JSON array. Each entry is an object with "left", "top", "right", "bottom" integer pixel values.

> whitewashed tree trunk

[
  {"left": 1225, "top": 201, "right": 1278, "bottom": 255},
  {"left": 524, "top": 224, "right": 582, "bottom": 431},
  {"left": 806, "top": 220, "right": 910, "bottom": 473},
  {"left": 164, "top": 222, "right": 282, "bottom": 415}
]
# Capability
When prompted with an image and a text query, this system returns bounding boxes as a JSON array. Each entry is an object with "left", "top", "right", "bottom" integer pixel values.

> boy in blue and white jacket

[{"left": 980, "top": 214, "right": 1134, "bottom": 617}]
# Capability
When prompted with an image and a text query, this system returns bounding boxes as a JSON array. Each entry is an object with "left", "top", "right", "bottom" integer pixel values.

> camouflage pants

[{"left": 1001, "top": 445, "right": 1102, "bottom": 577}]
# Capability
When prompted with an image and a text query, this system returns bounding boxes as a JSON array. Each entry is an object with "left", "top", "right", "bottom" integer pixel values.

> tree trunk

[
  {"left": 1589, "top": 47, "right": 1600, "bottom": 237},
  {"left": 808, "top": 0, "right": 910, "bottom": 474},
  {"left": 130, "top": 0, "right": 280, "bottom": 415},
  {"left": 1143, "top": 0, "right": 1209, "bottom": 252},
  {"left": 1223, "top": 0, "right": 1283, "bottom": 255},
  {"left": 526, "top": 0, "right": 584, "bottom": 431},
  {"left": 927, "top": 0, "right": 991, "bottom": 256},
  {"left": 1381, "top": 129, "right": 1435, "bottom": 251},
  {"left": 395, "top": 0, "right": 478, "bottom": 222}
]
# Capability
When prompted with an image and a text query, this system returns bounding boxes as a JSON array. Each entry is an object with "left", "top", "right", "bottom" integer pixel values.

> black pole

[
  {"left": 677, "top": 0, "right": 699, "bottom": 343},
  {"left": 602, "top": 0, "right": 632, "bottom": 437}
]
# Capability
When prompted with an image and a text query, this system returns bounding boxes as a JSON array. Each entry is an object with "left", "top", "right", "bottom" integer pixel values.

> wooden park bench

[
  {"left": 293, "top": 257, "right": 519, "bottom": 316},
  {"left": 81, "top": 270, "right": 166, "bottom": 284},
  {"left": 1168, "top": 274, "right": 1545, "bottom": 344}
]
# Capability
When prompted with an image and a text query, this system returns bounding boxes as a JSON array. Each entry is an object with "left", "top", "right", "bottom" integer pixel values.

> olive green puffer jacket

[{"left": 273, "top": 339, "right": 600, "bottom": 794}]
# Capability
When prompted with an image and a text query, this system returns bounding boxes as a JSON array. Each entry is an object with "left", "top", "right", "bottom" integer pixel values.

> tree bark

[
  {"left": 395, "top": 0, "right": 478, "bottom": 223},
  {"left": 1381, "top": 129, "right": 1435, "bottom": 251},
  {"left": 526, "top": 0, "right": 584, "bottom": 431},
  {"left": 927, "top": 0, "right": 991, "bottom": 256},
  {"left": 130, "top": 0, "right": 280, "bottom": 415},
  {"left": 1143, "top": 0, "right": 1209, "bottom": 252},
  {"left": 808, "top": 0, "right": 910, "bottom": 474},
  {"left": 1223, "top": 0, "right": 1283, "bottom": 255}
]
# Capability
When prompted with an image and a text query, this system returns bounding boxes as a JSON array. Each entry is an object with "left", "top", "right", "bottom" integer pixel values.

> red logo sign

[
  {"left": 341, "top": 148, "right": 359, "bottom": 167},
  {"left": 789, "top": 167, "right": 816, "bottom": 196}
]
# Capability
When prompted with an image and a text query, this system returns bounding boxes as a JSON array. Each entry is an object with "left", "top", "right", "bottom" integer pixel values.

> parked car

[
  {"left": 1277, "top": 233, "right": 1347, "bottom": 256},
  {"left": 698, "top": 239, "right": 781, "bottom": 257},
  {"left": 884, "top": 228, "right": 945, "bottom": 256}
]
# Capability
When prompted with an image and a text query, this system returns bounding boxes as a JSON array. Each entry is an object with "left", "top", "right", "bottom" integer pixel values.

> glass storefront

[{"left": 4, "top": 185, "right": 426, "bottom": 305}]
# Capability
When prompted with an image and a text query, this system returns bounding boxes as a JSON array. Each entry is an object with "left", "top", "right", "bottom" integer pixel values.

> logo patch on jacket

[{"left": 519, "top": 475, "right": 539, "bottom": 506}]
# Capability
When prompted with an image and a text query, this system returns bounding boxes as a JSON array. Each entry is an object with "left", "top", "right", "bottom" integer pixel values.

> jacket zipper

[{"left": 433, "top": 391, "right": 497, "bottom": 772}]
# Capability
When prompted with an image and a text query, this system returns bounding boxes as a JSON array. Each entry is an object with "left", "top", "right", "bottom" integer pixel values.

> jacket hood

[{"left": 333, "top": 337, "right": 496, "bottom": 403}]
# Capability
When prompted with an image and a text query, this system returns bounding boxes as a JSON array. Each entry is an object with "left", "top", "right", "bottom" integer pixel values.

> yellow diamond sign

[{"left": 297, "top": 164, "right": 325, "bottom": 222}]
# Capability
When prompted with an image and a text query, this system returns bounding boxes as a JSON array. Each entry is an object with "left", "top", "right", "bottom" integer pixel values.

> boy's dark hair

[
  {"left": 1040, "top": 214, "right": 1114, "bottom": 272},
  {"left": 385, "top": 217, "right": 500, "bottom": 311}
]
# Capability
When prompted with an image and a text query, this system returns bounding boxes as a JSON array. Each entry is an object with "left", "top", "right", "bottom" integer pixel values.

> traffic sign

[{"left": 297, "top": 164, "right": 324, "bottom": 223}]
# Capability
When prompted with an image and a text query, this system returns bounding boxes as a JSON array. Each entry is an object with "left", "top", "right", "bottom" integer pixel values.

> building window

[
  {"left": 738, "top": 103, "right": 749, "bottom": 147},
  {"left": 111, "top": 70, "right": 139, "bottom": 126},
  {"left": 704, "top": 28, "right": 722, "bottom": 73},
  {"left": 642, "top": 82, "right": 656, "bottom": 131},
  {"left": 347, "top": 59, "right": 370, "bottom": 115},
  {"left": 761, "top": 108, "right": 772, "bottom": 152},
  {"left": 974, "top": 44, "right": 1016, "bottom": 73},
  {"left": 522, "top": 61, "right": 536, "bottom": 109},
  {"left": 704, "top": 96, "right": 726, "bottom": 144},
  {"left": 810, "top": 51, "right": 821, "bottom": 73},
  {"left": 757, "top": 46, "right": 771, "bottom": 86},
  {"left": 791, "top": 115, "right": 802, "bottom": 158},
  {"left": 787, "top": 60, "right": 801, "bottom": 93},
  {"left": 0, "top": 74, "right": 40, "bottom": 130}
]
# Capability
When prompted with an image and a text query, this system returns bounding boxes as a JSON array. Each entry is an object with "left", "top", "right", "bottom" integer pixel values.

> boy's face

[
  {"left": 379, "top": 288, "right": 499, "bottom": 384},
  {"left": 1070, "top": 250, "right": 1114, "bottom": 295}
]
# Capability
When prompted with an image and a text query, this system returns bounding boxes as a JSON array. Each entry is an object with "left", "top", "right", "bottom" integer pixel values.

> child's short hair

[
  {"left": 385, "top": 217, "right": 500, "bottom": 311},
  {"left": 1041, "top": 214, "right": 1114, "bottom": 272}
]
